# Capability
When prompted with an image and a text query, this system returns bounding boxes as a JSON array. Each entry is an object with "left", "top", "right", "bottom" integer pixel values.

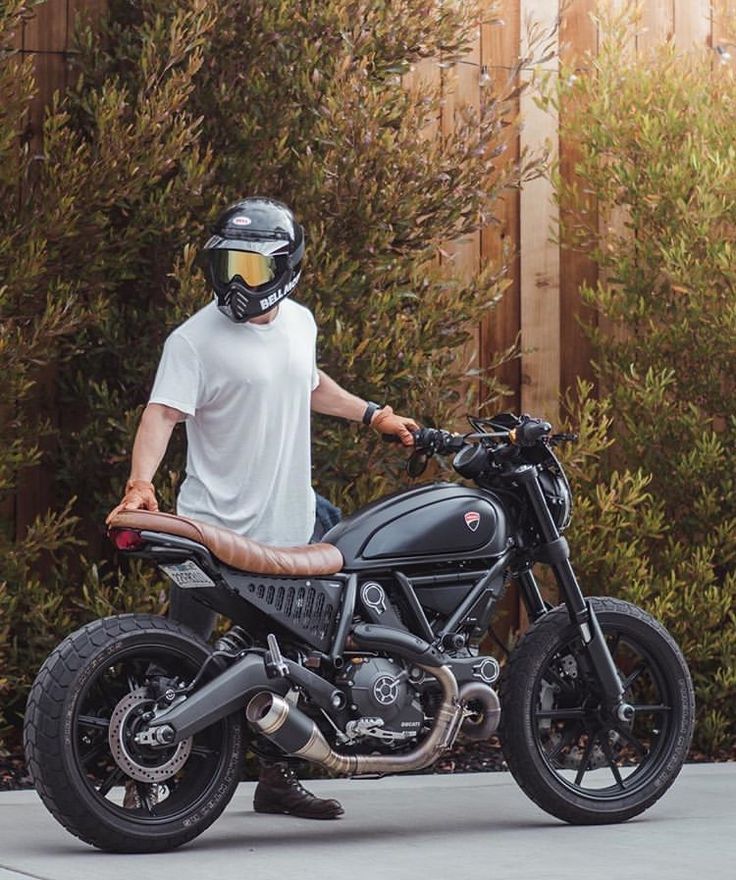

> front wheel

[
  {"left": 24, "top": 614, "right": 243, "bottom": 852},
  {"left": 499, "top": 597, "right": 694, "bottom": 824}
]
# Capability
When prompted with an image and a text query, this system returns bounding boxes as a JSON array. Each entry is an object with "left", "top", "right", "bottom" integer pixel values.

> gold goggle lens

[{"left": 218, "top": 251, "right": 277, "bottom": 287}]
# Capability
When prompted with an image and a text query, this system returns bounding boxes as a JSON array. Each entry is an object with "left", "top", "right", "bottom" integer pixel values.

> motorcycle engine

[{"left": 338, "top": 657, "right": 425, "bottom": 745}]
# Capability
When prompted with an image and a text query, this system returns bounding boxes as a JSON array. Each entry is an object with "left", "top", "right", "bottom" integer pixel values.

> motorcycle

[{"left": 23, "top": 413, "right": 694, "bottom": 852}]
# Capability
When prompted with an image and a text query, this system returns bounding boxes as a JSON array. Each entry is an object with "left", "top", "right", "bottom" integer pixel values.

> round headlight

[{"left": 538, "top": 468, "right": 572, "bottom": 531}]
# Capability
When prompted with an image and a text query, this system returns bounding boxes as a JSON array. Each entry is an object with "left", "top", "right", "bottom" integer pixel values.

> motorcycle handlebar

[
  {"left": 382, "top": 416, "right": 555, "bottom": 454},
  {"left": 381, "top": 428, "right": 464, "bottom": 454}
]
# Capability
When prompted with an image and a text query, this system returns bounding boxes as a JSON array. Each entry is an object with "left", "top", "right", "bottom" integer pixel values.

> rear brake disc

[{"left": 108, "top": 687, "right": 192, "bottom": 783}]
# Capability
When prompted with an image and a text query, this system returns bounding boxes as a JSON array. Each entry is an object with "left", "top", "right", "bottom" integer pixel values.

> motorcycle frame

[{"left": 125, "top": 452, "right": 628, "bottom": 746}]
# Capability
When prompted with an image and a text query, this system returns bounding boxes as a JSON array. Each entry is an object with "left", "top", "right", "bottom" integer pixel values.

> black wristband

[{"left": 362, "top": 401, "right": 382, "bottom": 426}]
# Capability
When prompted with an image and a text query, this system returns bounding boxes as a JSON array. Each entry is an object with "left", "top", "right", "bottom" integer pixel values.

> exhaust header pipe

[
  {"left": 457, "top": 681, "right": 501, "bottom": 741},
  {"left": 246, "top": 662, "right": 462, "bottom": 775}
]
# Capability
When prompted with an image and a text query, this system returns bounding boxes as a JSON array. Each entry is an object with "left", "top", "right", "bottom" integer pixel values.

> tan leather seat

[{"left": 108, "top": 509, "right": 344, "bottom": 577}]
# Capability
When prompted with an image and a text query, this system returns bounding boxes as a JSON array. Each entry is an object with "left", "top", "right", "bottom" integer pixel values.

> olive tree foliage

[
  {"left": 1, "top": 0, "right": 542, "bottom": 750},
  {"left": 79, "top": 0, "right": 544, "bottom": 506},
  {"left": 193, "top": 1, "right": 504, "bottom": 502},
  {"left": 0, "top": 0, "right": 217, "bottom": 746},
  {"left": 546, "top": 2, "right": 736, "bottom": 752}
]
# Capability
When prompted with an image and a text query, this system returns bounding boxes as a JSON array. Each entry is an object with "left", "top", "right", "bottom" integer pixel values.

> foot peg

[{"left": 265, "top": 633, "right": 289, "bottom": 679}]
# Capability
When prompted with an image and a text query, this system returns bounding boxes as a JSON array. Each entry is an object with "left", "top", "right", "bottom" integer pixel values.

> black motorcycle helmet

[{"left": 202, "top": 197, "right": 305, "bottom": 323}]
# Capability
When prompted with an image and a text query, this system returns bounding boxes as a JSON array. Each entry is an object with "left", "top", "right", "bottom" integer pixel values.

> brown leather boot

[{"left": 253, "top": 763, "right": 344, "bottom": 819}]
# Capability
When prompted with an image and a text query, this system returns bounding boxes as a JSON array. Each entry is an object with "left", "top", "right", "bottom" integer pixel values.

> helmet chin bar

[
  {"left": 220, "top": 280, "right": 251, "bottom": 322},
  {"left": 215, "top": 270, "right": 302, "bottom": 324}
]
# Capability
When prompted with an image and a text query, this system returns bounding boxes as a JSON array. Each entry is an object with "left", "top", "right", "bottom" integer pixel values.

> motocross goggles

[{"left": 209, "top": 249, "right": 287, "bottom": 291}]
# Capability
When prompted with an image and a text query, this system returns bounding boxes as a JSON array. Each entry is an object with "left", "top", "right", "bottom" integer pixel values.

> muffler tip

[{"left": 246, "top": 692, "right": 289, "bottom": 735}]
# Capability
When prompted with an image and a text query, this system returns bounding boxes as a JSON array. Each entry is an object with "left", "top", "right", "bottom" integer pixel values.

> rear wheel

[
  {"left": 24, "top": 614, "right": 243, "bottom": 852},
  {"left": 499, "top": 597, "right": 694, "bottom": 824}
]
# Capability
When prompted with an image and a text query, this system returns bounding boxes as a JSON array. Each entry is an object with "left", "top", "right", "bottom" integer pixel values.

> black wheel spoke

[
  {"left": 574, "top": 731, "right": 598, "bottom": 786},
  {"left": 190, "top": 744, "right": 216, "bottom": 758},
  {"left": 80, "top": 741, "right": 109, "bottom": 767},
  {"left": 622, "top": 662, "right": 646, "bottom": 693},
  {"left": 546, "top": 723, "right": 581, "bottom": 766},
  {"left": 535, "top": 707, "right": 586, "bottom": 720},
  {"left": 632, "top": 704, "right": 671, "bottom": 714},
  {"left": 136, "top": 783, "right": 155, "bottom": 815},
  {"left": 614, "top": 725, "right": 647, "bottom": 757},
  {"left": 96, "top": 678, "right": 120, "bottom": 710},
  {"left": 97, "top": 766, "right": 125, "bottom": 798},
  {"left": 608, "top": 631, "right": 621, "bottom": 660},
  {"left": 78, "top": 714, "right": 110, "bottom": 729},
  {"left": 121, "top": 660, "right": 142, "bottom": 693},
  {"left": 600, "top": 735, "right": 626, "bottom": 790}
]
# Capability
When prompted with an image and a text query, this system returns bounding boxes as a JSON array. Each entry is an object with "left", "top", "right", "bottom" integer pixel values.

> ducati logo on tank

[{"left": 464, "top": 511, "right": 481, "bottom": 532}]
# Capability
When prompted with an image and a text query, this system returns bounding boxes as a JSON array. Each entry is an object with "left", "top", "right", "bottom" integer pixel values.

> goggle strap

[{"left": 288, "top": 236, "right": 304, "bottom": 269}]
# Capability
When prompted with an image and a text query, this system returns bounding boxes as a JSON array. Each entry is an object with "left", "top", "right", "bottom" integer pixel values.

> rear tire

[
  {"left": 24, "top": 614, "right": 243, "bottom": 852},
  {"left": 499, "top": 597, "right": 694, "bottom": 824}
]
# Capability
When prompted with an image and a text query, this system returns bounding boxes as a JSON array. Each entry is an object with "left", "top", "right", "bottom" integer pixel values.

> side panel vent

[{"left": 228, "top": 573, "right": 343, "bottom": 651}]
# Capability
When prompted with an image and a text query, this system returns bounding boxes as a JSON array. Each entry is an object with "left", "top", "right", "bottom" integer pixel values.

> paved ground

[{"left": 0, "top": 764, "right": 734, "bottom": 880}]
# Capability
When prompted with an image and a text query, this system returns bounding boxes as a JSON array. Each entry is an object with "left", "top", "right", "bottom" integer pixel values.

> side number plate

[{"left": 160, "top": 561, "right": 215, "bottom": 589}]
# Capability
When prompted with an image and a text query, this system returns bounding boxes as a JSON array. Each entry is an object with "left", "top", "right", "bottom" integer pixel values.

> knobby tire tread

[
  {"left": 499, "top": 597, "right": 694, "bottom": 825},
  {"left": 24, "top": 613, "right": 241, "bottom": 852}
]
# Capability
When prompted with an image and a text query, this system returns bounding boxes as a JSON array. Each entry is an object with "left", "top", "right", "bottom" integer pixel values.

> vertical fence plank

[
  {"left": 478, "top": 2, "right": 524, "bottom": 645},
  {"left": 640, "top": 0, "right": 674, "bottom": 48},
  {"left": 481, "top": 0, "right": 522, "bottom": 413},
  {"left": 712, "top": 0, "right": 736, "bottom": 52},
  {"left": 23, "top": 0, "right": 69, "bottom": 149},
  {"left": 519, "top": 0, "right": 560, "bottom": 422},
  {"left": 559, "top": 0, "right": 598, "bottom": 401},
  {"left": 674, "top": 0, "right": 712, "bottom": 47},
  {"left": 441, "top": 35, "right": 482, "bottom": 414},
  {"left": 14, "top": 0, "right": 71, "bottom": 538}
]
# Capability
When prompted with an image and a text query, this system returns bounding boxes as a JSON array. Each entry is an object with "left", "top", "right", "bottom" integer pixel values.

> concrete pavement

[{"left": 1, "top": 764, "right": 734, "bottom": 880}]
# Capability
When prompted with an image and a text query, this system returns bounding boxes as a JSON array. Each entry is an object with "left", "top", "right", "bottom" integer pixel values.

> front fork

[{"left": 515, "top": 466, "right": 633, "bottom": 722}]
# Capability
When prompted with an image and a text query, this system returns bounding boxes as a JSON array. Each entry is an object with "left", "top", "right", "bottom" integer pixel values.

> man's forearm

[
  {"left": 310, "top": 370, "right": 368, "bottom": 422},
  {"left": 311, "top": 370, "right": 419, "bottom": 445},
  {"left": 128, "top": 404, "right": 182, "bottom": 482}
]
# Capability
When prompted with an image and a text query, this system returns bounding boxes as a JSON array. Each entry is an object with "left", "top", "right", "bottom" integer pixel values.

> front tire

[
  {"left": 499, "top": 597, "right": 694, "bottom": 824},
  {"left": 24, "top": 614, "right": 243, "bottom": 852}
]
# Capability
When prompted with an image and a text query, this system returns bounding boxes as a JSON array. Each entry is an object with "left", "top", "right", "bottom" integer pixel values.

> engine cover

[{"left": 341, "top": 658, "right": 424, "bottom": 738}]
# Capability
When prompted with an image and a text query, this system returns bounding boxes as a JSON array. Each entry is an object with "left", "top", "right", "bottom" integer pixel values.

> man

[{"left": 107, "top": 197, "right": 418, "bottom": 819}]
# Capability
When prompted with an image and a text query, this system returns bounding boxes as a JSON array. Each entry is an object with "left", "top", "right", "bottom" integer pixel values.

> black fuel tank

[{"left": 324, "top": 482, "right": 509, "bottom": 571}]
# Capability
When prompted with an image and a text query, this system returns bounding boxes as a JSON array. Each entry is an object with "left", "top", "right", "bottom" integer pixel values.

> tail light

[{"left": 109, "top": 528, "right": 145, "bottom": 551}]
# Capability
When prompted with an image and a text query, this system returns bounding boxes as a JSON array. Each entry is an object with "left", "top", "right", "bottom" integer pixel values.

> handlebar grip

[
  {"left": 381, "top": 434, "right": 404, "bottom": 444},
  {"left": 515, "top": 418, "right": 553, "bottom": 447}
]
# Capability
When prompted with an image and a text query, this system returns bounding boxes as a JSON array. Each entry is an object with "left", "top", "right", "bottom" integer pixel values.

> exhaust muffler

[{"left": 246, "top": 663, "right": 462, "bottom": 775}]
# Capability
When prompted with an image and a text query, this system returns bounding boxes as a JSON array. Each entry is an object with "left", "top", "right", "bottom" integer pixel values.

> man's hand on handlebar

[
  {"left": 383, "top": 414, "right": 567, "bottom": 459},
  {"left": 370, "top": 405, "right": 419, "bottom": 447}
]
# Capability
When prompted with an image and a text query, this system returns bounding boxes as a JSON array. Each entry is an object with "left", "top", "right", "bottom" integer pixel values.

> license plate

[{"left": 160, "top": 561, "right": 216, "bottom": 589}]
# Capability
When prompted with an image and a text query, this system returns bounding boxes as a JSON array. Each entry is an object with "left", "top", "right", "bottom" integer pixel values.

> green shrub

[
  {"left": 0, "top": 0, "right": 542, "bottom": 751},
  {"left": 548, "top": 5, "right": 736, "bottom": 753},
  {"left": 0, "top": 0, "right": 217, "bottom": 747},
  {"left": 70, "top": 0, "right": 542, "bottom": 512}
]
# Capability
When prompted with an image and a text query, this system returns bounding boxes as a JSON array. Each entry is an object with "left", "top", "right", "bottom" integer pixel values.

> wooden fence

[{"left": 9, "top": 0, "right": 725, "bottom": 527}]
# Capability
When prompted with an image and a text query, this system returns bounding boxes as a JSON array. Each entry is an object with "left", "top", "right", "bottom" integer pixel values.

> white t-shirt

[{"left": 149, "top": 298, "right": 319, "bottom": 546}]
